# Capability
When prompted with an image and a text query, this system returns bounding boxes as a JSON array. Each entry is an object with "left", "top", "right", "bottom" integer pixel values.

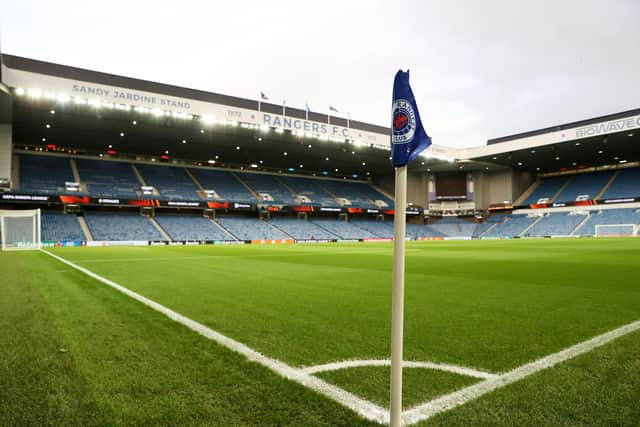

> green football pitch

[{"left": 1, "top": 239, "right": 639, "bottom": 426}]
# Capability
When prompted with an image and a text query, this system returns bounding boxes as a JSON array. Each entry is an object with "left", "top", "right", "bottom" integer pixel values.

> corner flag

[
  {"left": 389, "top": 69, "right": 431, "bottom": 427},
  {"left": 391, "top": 70, "right": 431, "bottom": 166}
]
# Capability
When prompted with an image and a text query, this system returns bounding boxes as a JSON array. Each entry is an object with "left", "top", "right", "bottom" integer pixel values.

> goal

[
  {"left": 0, "top": 209, "right": 42, "bottom": 251},
  {"left": 594, "top": 223, "right": 639, "bottom": 238}
]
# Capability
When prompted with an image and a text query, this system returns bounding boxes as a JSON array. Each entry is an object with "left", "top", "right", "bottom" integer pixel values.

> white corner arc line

[
  {"left": 302, "top": 359, "right": 496, "bottom": 380},
  {"left": 402, "top": 318, "right": 640, "bottom": 426},
  {"left": 39, "top": 250, "right": 390, "bottom": 425}
]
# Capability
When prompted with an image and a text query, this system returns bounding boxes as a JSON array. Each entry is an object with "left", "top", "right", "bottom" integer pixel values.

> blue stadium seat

[
  {"left": 214, "top": 216, "right": 290, "bottom": 240},
  {"left": 41, "top": 211, "right": 85, "bottom": 241},
  {"left": 309, "top": 219, "right": 378, "bottom": 239},
  {"left": 483, "top": 215, "right": 537, "bottom": 238},
  {"left": 269, "top": 218, "right": 338, "bottom": 240},
  {"left": 577, "top": 208, "right": 640, "bottom": 236},
  {"left": 317, "top": 180, "right": 393, "bottom": 209},
  {"left": 237, "top": 173, "right": 297, "bottom": 204},
  {"left": 154, "top": 214, "right": 231, "bottom": 241},
  {"left": 136, "top": 164, "right": 200, "bottom": 201},
  {"left": 279, "top": 176, "right": 338, "bottom": 206},
  {"left": 525, "top": 212, "right": 586, "bottom": 236},
  {"left": 522, "top": 176, "right": 568, "bottom": 205},
  {"left": 554, "top": 171, "right": 613, "bottom": 203},
  {"left": 600, "top": 168, "right": 640, "bottom": 200},
  {"left": 19, "top": 154, "right": 75, "bottom": 194},
  {"left": 84, "top": 212, "right": 166, "bottom": 241},
  {"left": 189, "top": 169, "right": 256, "bottom": 203},
  {"left": 76, "top": 159, "right": 140, "bottom": 198}
]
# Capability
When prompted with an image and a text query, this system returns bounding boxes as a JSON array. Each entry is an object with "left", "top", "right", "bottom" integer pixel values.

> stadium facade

[{"left": 0, "top": 54, "right": 639, "bottom": 246}]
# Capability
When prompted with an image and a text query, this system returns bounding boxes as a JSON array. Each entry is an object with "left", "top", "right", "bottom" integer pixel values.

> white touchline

[
  {"left": 39, "top": 250, "right": 389, "bottom": 425},
  {"left": 302, "top": 359, "right": 496, "bottom": 380},
  {"left": 402, "top": 318, "right": 640, "bottom": 426},
  {"left": 40, "top": 249, "right": 640, "bottom": 427}
]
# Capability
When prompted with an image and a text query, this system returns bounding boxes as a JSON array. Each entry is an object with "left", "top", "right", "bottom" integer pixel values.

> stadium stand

[
  {"left": 215, "top": 216, "right": 290, "bottom": 240},
  {"left": 278, "top": 176, "right": 338, "bottom": 206},
  {"left": 600, "top": 168, "right": 640, "bottom": 199},
  {"left": 154, "top": 214, "right": 230, "bottom": 241},
  {"left": 136, "top": 164, "right": 200, "bottom": 201},
  {"left": 472, "top": 214, "right": 506, "bottom": 238},
  {"left": 483, "top": 214, "right": 537, "bottom": 238},
  {"left": 268, "top": 217, "right": 338, "bottom": 240},
  {"left": 522, "top": 176, "right": 568, "bottom": 205},
  {"left": 237, "top": 173, "right": 297, "bottom": 204},
  {"left": 19, "top": 154, "right": 76, "bottom": 194},
  {"left": 350, "top": 219, "right": 394, "bottom": 238},
  {"left": 310, "top": 218, "right": 378, "bottom": 239},
  {"left": 577, "top": 208, "right": 640, "bottom": 236},
  {"left": 525, "top": 212, "right": 587, "bottom": 236},
  {"left": 41, "top": 211, "right": 85, "bottom": 241},
  {"left": 84, "top": 212, "right": 166, "bottom": 241},
  {"left": 189, "top": 168, "right": 256, "bottom": 202},
  {"left": 426, "top": 217, "right": 477, "bottom": 238},
  {"left": 318, "top": 180, "right": 393, "bottom": 208},
  {"left": 76, "top": 159, "right": 140, "bottom": 198},
  {"left": 554, "top": 171, "right": 614, "bottom": 203}
]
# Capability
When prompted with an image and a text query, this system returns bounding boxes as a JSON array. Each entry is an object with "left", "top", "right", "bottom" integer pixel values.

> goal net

[
  {"left": 0, "top": 209, "right": 42, "bottom": 251},
  {"left": 594, "top": 223, "right": 638, "bottom": 238}
]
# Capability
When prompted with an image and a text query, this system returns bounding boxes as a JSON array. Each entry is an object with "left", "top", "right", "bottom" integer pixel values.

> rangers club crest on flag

[{"left": 392, "top": 99, "right": 416, "bottom": 144}]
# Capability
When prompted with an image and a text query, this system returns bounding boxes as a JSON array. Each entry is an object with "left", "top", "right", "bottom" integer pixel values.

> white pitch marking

[
  {"left": 302, "top": 359, "right": 496, "bottom": 380},
  {"left": 39, "top": 249, "right": 389, "bottom": 425},
  {"left": 402, "top": 318, "right": 640, "bottom": 426}
]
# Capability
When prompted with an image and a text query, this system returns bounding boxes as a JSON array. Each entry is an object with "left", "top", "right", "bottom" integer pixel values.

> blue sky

[{"left": 2, "top": 0, "right": 639, "bottom": 147}]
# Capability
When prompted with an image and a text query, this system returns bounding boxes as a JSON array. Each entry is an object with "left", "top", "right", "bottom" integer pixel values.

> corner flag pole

[
  {"left": 388, "top": 69, "right": 432, "bottom": 427},
  {"left": 390, "top": 164, "right": 407, "bottom": 427}
]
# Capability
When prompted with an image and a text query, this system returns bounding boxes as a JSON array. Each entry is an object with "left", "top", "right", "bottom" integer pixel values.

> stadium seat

[
  {"left": 522, "top": 176, "right": 568, "bottom": 205},
  {"left": 268, "top": 217, "right": 339, "bottom": 240},
  {"left": 554, "top": 171, "right": 614, "bottom": 203},
  {"left": 41, "top": 211, "right": 85, "bottom": 241},
  {"left": 19, "top": 154, "right": 76, "bottom": 194},
  {"left": 84, "top": 212, "right": 166, "bottom": 241},
  {"left": 214, "top": 216, "right": 290, "bottom": 240},
  {"left": 237, "top": 173, "right": 298, "bottom": 204},
  {"left": 189, "top": 169, "right": 256, "bottom": 203},
  {"left": 600, "top": 168, "right": 640, "bottom": 200},
  {"left": 154, "top": 214, "right": 231, "bottom": 241},
  {"left": 76, "top": 159, "right": 141, "bottom": 198},
  {"left": 525, "top": 212, "right": 587, "bottom": 237},
  {"left": 136, "top": 164, "right": 200, "bottom": 201}
]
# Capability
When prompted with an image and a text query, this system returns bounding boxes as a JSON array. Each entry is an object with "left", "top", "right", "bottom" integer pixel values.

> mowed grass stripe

[
  {"left": 0, "top": 250, "right": 378, "bottom": 426},
  {"left": 49, "top": 240, "right": 640, "bottom": 372}
]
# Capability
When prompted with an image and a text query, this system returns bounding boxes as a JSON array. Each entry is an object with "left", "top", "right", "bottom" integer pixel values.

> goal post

[
  {"left": 0, "top": 209, "right": 42, "bottom": 251},
  {"left": 594, "top": 223, "right": 638, "bottom": 238}
]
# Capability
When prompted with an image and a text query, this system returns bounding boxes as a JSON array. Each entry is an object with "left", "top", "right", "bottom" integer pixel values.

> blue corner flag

[{"left": 391, "top": 70, "right": 432, "bottom": 167}]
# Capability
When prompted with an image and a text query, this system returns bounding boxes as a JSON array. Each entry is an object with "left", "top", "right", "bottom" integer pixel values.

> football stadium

[{"left": 1, "top": 50, "right": 639, "bottom": 426}]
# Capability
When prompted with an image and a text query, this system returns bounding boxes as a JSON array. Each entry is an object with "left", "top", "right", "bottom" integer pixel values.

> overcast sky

[{"left": 2, "top": 0, "right": 639, "bottom": 148}]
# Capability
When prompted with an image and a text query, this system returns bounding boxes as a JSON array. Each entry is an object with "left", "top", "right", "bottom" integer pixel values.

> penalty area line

[{"left": 39, "top": 249, "right": 389, "bottom": 425}]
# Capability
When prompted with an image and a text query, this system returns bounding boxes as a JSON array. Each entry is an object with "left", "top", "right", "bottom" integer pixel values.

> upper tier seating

[
  {"left": 483, "top": 215, "right": 537, "bottom": 238},
  {"left": 41, "top": 211, "right": 85, "bottom": 241},
  {"left": 525, "top": 212, "right": 586, "bottom": 236},
  {"left": 310, "top": 219, "right": 378, "bottom": 239},
  {"left": 522, "top": 176, "right": 568, "bottom": 205},
  {"left": 268, "top": 218, "right": 338, "bottom": 240},
  {"left": 319, "top": 180, "right": 393, "bottom": 208},
  {"left": 154, "top": 214, "right": 230, "bottom": 241},
  {"left": 215, "top": 216, "right": 290, "bottom": 240},
  {"left": 278, "top": 176, "right": 337, "bottom": 206},
  {"left": 189, "top": 169, "right": 256, "bottom": 202},
  {"left": 554, "top": 171, "right": 614, "bottom": 203},
  {"left": 577, "top": 208, "right": 640, "bottom": 236},
  {"left": 19, "top": 155, "right": 75, "bottom": 194},
  {"left": 600, "top": 168, "right": 640, "bottom": 199},
  {"left": 136, "top": 164, "right": 200, "bottom": 201},
  {"left": 238, "top": 173, "right": 297, "bottom": 204},
  {"left": 84, "top": 212, "right": 165, "bottom": 241},
  {"left": 76, "top": 159, "right": 140, "bottom": 198}
]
